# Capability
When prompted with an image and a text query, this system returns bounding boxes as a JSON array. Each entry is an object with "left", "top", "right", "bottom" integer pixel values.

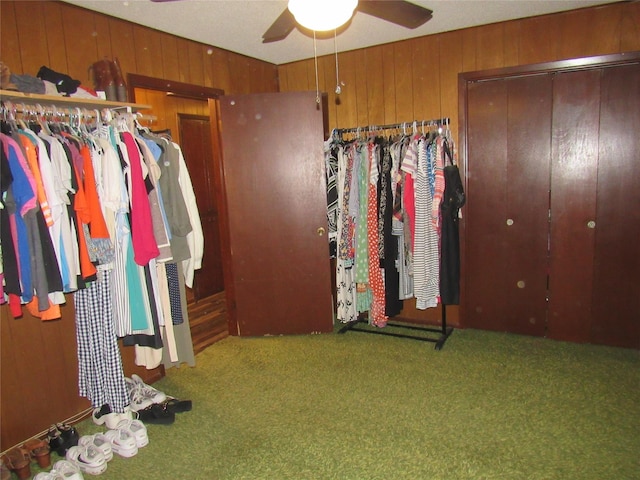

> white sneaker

[
  {"left": 92, "top": 405, "right": 132, "bottom": 430},
  {"left": 78, "top": 433, "right": 113, "bottom": 462},
  {"left": 116, "top": 418, "right": 149, "bottom": 448},
  {"left": 126, "top": 375, "right": 167, "bottom": 411},
  {"left": 104, "top": 428, "right": 138, "bottom": 458},
  {"left": 53, "top": 460, "right": 84, "bottom": 480},
  {"left": 66, "top": 445, "right": 107, "bottom": 476},
  {"left": 33, "top": 473, "right": 64, "bottom": 480}
]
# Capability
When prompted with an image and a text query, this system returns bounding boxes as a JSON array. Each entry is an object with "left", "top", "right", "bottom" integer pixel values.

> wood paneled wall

[
  {"left": 1, "top": 0, "right": 639, "bottom": 450},
  {"left": 278, "top": 1, "right": 640, "bottom": 327},
  {"left": 0, "top": 0, "right": 279, "bottom": 95},
  {"left": 0, "top": 0, "right": 278, "bottom": 451},
  {"left": 279, "top": 2, "right": 639, "bottom": 134}
]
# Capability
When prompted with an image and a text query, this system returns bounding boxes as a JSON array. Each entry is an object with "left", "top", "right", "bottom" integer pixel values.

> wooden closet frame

[{"left": 456, "top": 50, "right": 640, "bottom": 328}]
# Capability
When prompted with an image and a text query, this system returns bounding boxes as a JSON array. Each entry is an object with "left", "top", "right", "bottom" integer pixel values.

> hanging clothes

[
  {"left": 0, "top": 105, "right": 203, "bottom": 412},
  {"left": 439, "top": 138, "right": 465, "bottom": 305},
  {"left": 325, "top": 120, "right": 464, "bottom": 325}
]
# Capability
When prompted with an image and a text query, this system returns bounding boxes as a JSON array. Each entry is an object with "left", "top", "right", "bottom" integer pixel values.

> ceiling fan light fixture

[{"left": 288, "top": 0, "right": 358, "bottom": 32}]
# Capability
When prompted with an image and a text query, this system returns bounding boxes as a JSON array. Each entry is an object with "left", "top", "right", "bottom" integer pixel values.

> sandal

[
  {"left": 23, "top": 438, "right": 51, "bottom": 468},
  {"left": 2, "top": 447, "right": 31, "bottom": 480},
  {"left": 0, "top": 463, "right": 10, "bottom": 480}
]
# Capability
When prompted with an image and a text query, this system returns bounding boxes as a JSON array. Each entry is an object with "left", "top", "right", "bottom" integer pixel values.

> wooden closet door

[
  {"left": 217, "top": 91, "right": 334, "bottom": 337},
  {"left": 465, "top": 75, "right": 552, "bottom": 336},
  {"left": 591, "top": 63, "right": 640, "bottom": 348},
  {"left": 547, "top": 69, "right": 600, "bottom": 342},
  {"left": 465, "top": 79, "right": 509, "bottom": 330}
]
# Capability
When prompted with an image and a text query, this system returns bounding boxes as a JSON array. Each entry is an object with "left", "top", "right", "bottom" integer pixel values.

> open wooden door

[{"left": 213, "top": 91, "right": 333, "bottom": 336}]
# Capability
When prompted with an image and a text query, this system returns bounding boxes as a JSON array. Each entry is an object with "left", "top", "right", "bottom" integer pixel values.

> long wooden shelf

[{"left": 0, "top": 89, "right": 151, "bottom": 111}]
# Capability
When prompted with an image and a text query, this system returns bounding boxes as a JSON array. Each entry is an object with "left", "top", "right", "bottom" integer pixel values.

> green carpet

[{"left": 63, "top": 328, "right": 640, "bottom": 479}]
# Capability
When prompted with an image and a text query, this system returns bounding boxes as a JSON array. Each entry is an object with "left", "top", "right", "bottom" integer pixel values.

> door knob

[
  {"left": 506, "top": 219, "right": 514, "bottom": 226},
  {"left": 587, "top": 220, "right": 596, "bottom": 229},
  {"left": 317, "top": 227, "right": 326, "bottom": 236}
]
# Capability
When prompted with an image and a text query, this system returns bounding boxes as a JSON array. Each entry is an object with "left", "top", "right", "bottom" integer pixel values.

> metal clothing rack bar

[
  {"left": 336, "top": 117, "right": 450, "bottom": 136},
  {"left": 338, "top": 304, "right": 454, "bottom": 350}
]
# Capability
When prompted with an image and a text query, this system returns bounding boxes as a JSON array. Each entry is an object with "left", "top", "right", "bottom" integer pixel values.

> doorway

[
  {"left": 178, "top": 114, "right": 225, "bottom": 300},
  {"left": 128, "top": 75, "right": 229, "bottom": 353}
]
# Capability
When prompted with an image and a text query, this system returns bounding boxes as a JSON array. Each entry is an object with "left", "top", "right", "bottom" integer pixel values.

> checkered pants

[{"left": 74, "top": 268, "right": 129, "bottom": 412}]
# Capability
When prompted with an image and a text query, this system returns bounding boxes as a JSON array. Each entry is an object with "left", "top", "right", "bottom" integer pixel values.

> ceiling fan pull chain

[
  {"left": 334, "top": 29, "right": 342, "bottom": 95},
  {"left": 313, "top": 30, "right": 320, "bottom": 104}
]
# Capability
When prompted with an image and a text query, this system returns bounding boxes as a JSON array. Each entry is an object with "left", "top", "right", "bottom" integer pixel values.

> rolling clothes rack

[
  {"left": 334, "top": 117, "right": 455, "bottom": 350},
  {"left": 338, "top": 304, "right": 453, "bottom": 350}
]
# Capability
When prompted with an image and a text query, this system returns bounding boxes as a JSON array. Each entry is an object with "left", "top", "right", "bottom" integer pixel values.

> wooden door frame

[
  {"left": 208, "top": 99, "right": 237, "bottom": 334},
  {"left": 127, "top": 75, "right": 234, "bottom": 331},
  {"left": 127, "top": 73, "right": 224, "bottom": 101},
  {"left": 178, "top": 113, "right": 226, "bottom": 301},
  {"left": 457, "top": 51, "right": 640, "bottom": 327}
]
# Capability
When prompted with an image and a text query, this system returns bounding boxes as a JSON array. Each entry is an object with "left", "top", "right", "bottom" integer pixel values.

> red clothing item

[
  {"left": 8, "top": 293, "right": 23, "bottom": 318},
  {"left": 122, "top": 132, "right": 159, "bottom": 265}
]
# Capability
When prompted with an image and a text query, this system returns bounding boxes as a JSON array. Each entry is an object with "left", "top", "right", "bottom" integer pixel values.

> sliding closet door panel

[
  {"left": 504, "top": 75, "right": 552, "bottom": 336},
  {"left": 591, "top": 63, "right": 640, "bottom": 348},
  {"left": 547, "top": 70, "right": 600, "bottom": 342},
  {"left": 218, "top": 91, "right": 333, "bottom": 336},
  {"left": 465, "top": 79, "right": 509, "bottom": 331},
  {"left": 465, "top": 75, "right": 551, "bottom": 336}
]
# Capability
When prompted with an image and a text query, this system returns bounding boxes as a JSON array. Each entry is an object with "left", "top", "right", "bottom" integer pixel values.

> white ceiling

[{"left": 62, "top": 0, "right": 619, "bottom": 65}]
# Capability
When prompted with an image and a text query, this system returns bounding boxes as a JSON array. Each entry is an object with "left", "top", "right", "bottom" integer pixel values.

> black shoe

[
  {"left": 164, "top": 398, "right": 192, "bottom": 414},
  {"left": 57, "top": 423, "right": 79, "bottom": 450},
  {"left": 137, "top": 404, "right": 175, "bottom": 425},
  {"left": 47, "top": 425, "right": 66, "bottom": 456}
]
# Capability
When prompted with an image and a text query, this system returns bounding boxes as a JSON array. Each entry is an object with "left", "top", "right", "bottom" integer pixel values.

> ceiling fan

[{"left": 262, "top": 1, "right": 434, "bottom": 43}]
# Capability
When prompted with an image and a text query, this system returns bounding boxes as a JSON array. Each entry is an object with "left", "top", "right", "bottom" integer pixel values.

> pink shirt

[{"left": 122, "top": 132, "right": 160, "bottom": 265}]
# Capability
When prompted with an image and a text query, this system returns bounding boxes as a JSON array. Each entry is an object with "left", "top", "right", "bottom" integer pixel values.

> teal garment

[
  {"left": 123, "top": 215, "right": 150, "bottom": 331},
  {"left": 354, "top": 144, "right": 372, "bottom": 313}
]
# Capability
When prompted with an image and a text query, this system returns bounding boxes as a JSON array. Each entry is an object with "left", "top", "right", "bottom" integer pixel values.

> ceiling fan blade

[
  {"left": 262, "top": 8, "right": 297, "bottom": 43},
  {"left": 358, "top": 0, "right": 433, "bottom": 29}
]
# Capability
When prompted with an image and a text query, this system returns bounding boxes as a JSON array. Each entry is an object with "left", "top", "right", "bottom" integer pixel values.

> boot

[
  {"left": 110, "top": 57, "right": 128, "bottom": 103},
  {"left": 0, "top": 62, "right": 18, "bottom": 91},
  {"left": 90, "top": 58, "right": 116, "bottom": 101}
]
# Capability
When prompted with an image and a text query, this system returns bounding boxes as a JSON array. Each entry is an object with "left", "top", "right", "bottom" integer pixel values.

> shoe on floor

[
  {"left": 53, "top": 460, "right": 84, "bottom": 480},
  {"left": 104, "top": 428, "right": 138, "bottom": 458},
  {"left": 136, "top": 403, "right": 175, "bottom": 425},
  {"left": 78, "top": 434, "right": 113, "bottom": 462},
  {"left": 47, "top": 425, "right": 67, "bottom": 456},
  {"left": 164, "top": 397, "right": 193, "bottom": 414},
  {"left": 116, "top": 418, "right": 149, "bottom": 448},
  {"left": 57, "top": 423, "right": 80, "bottom": 450},
  {"left": 65, "top": 445, "right": 107, "bottom": 476},
  {"left": 2, "top": 447, "right": 30, "bottom": 480},
  {"left": 33, "top": 472, "right": 64, "bottom": 480},
  {"left": 92, "top": 404, "right": 133, "bottom": 430},
  {"left": 126, "top": 375, "right": 166, "bottom": 411}
]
